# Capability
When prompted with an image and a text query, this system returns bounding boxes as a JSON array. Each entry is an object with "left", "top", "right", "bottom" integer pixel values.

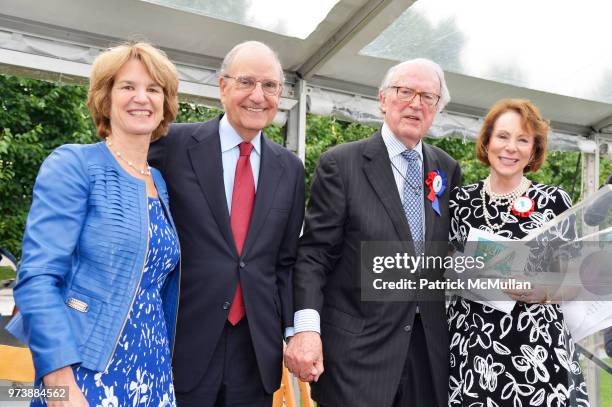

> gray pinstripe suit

[{"left": 294, "top": 131, "right": 461, "bottom": 407}]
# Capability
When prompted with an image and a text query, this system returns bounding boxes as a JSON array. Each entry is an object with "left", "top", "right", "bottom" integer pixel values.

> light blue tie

[{"left": 400, "top": 149, "right": 424, "bottom": 255}]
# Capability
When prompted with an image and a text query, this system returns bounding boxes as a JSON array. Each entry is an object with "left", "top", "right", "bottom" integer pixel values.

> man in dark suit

[
  {"left": 285, "top": 59, "right": 461, "bottom": 407},
  {"left": 149, "top": 41, "right": 304, "bottom": 407}
]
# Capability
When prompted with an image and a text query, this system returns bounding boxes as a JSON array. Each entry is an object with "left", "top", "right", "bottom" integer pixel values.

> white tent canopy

[{"left": 1, "top": 0, "right": 611, "bottom": 190}]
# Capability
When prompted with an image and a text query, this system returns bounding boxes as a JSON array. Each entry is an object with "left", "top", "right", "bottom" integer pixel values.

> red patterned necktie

[{"left": 228, "top": 142, "right": 255, "bottom": 325}]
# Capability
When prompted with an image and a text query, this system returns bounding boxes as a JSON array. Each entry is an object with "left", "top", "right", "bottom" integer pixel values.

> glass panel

[
  {"left": 141, "top": 0, "right": 339, "bottom": 39},
  {"left": 361, "top": 0, "right": 612, "bottom": 104}
]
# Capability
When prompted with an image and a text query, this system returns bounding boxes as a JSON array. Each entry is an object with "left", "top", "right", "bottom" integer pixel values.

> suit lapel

[
  {"left": 422, "top": 143, "right": 440, "bottom": 252},
  {"left": 187, "top": 122, "right": 236, "bottom": 253},
  {"left": 241, "top": 135, "right": 283, "bottom": 256},
  {"left": 363, "top": 132, "right": 413, "bottom": 242}
]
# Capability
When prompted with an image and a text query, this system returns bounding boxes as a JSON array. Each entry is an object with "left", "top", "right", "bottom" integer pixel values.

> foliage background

[{"left": 1, "top": 75, "right": 611, "bottom": 259}]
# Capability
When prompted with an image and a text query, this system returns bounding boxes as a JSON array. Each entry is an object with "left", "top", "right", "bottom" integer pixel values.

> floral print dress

[
  {"left": 32, "top": 197, "right": 179, "bottom": 407},
  {"left": 447, "top": 182, "right": 589, "bottom": 407}
]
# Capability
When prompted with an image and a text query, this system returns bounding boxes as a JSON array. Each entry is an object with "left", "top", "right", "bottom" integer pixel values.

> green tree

[
  {"left": 0, "top": 76, "right": 95, "bottom": 258},
  {"left": 0, "top": 76, "right": 286, "bottom": 259},
  {"left": 305, "top": 115, "right": 376, "bottom": 190},
  {"left": 1, "top": 74, "right": 608, "bottom": 262}
]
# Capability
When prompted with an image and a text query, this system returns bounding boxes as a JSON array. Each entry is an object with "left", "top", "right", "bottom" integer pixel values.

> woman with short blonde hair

[{"left": 8, "top": 42, "right": 181, "bottom": 406}]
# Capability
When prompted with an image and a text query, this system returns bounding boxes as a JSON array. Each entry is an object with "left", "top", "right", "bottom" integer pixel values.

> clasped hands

[{"left": 284, "top": 331, "right": 324, "bottom": 382}]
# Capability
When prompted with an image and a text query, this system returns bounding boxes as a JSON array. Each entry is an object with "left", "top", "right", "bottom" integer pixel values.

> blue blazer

[{"left": 6, "top": 142, "right": 181, "bottom": 382}]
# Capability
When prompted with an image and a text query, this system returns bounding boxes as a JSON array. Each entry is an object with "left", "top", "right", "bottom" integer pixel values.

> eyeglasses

[
  {"left": 388, "top": 86, "right": 440, "bottom": 107},
  {"left": 223, "top": 75, "right": 282, "bottom": 96}
]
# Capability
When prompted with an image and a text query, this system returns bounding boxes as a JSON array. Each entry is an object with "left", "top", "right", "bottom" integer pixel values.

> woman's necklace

[
  {"left": 106, "top": 139, "right": 151, "bottom": 176},
  {"left": 480, "top": 175, "right": 531, "bottom": 231}
]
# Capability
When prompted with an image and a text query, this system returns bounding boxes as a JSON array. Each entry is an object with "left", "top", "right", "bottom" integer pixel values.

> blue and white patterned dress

[{"left": 32, "top": 197, "right": 179, "bottom": 407}]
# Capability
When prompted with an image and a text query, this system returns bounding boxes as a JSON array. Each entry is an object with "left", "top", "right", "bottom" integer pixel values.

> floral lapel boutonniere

[{"left": 425, "top": 169, "right": 446, "bottom": 216}]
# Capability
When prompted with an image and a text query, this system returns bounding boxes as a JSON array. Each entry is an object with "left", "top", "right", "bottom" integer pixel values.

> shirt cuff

[
  {"left": 294, "top": 309, "right": 321, "bottom": 334},
  {"left": 284, "top": 327, "right": 295, "bottom": 339}
]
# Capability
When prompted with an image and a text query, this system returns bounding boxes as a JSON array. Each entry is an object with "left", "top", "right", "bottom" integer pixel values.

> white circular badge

[
  {"left": 513, "top": 196, "right": 533, "bottom": 213},
  {"left": 432, "top": 175, "right": 443, "bottom": 193}
]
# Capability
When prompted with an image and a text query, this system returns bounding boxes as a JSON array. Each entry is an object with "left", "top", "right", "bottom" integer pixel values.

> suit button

[
  {"left": 404, "top": 324, "right": 412, "bottom": 332},
  {"left": 223, "top": 301, "right": 231, "bottom": 310},
  {"left": 239, "top": 261, "right": 246, "bottom": 268}
]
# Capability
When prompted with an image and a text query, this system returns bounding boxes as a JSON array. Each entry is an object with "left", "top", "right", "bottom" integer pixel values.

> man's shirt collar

[
  {"left": 381, "top": 122, "right": 423, "bottom": 161},
  {"left": 220, "top": 114, "right": 262, "bottom": 155}
]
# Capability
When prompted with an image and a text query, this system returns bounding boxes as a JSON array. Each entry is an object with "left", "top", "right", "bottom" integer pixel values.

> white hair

[
  {"left": 219, "top": 41, "right": 285, "bottom": 84},
  {"left": 379, "top": 58, "right": 450, "bottom": 112}
]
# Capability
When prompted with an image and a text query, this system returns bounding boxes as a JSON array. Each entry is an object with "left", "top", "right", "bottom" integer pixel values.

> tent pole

[{"left": 285, "top": 78, "right": 307, "bottom": 163}]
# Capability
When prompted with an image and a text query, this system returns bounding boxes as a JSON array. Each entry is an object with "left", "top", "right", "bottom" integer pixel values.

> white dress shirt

[{"left": 219, "top": 115, "right": 261, "bottom": 211}]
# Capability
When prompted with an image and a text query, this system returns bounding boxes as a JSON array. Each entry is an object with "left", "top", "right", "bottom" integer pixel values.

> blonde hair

[{"left": 87, "top": 42, "right": 179, "bottom": 141}]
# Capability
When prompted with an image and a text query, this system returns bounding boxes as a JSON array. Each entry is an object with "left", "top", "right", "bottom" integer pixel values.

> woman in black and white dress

[{"left": 447, "top": 99, "right": 589, "bottom": 407}]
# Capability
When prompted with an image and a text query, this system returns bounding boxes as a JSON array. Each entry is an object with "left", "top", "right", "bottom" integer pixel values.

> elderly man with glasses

[
  {"left": 285, "top": 58, "right": 461, "bottom": 407},
  {"left": 149, "top": 41, "right": 305, "bottom": 407}
]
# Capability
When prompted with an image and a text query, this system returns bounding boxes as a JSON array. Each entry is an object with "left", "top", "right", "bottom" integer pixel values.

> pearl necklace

[
  {"left": 106, "top": 140, "right": 151, "bottom": 176},
  {"left": 480, "top": 175, "right": 531, "bottom": 231}
]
